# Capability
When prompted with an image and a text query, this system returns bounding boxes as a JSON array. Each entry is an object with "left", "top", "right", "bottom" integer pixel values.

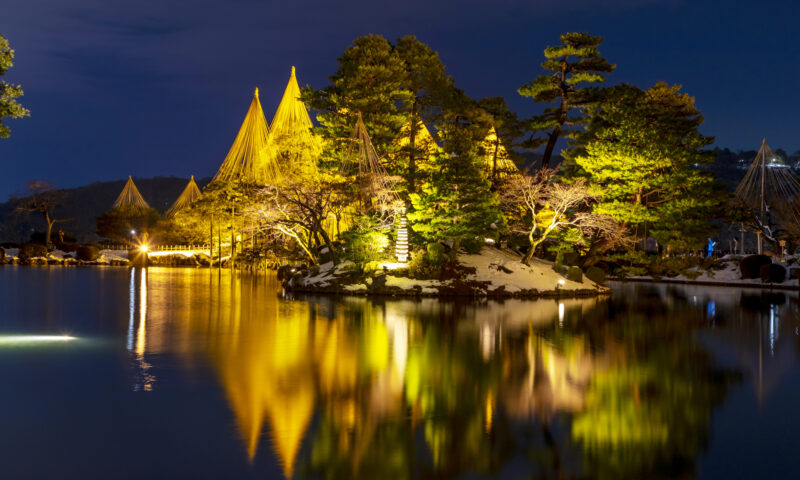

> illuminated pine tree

[
  {"left": 409, "top": 124, "right": 503, "bottom": 258},
  {"left": 518, "top": 32, "right": 614, "bottom": 170},
  {"left": 575, "top": 83, "right": 719, "bottom": 249},
  {"left": 0, "top": 35, "right": 29, "bottom": 138}
]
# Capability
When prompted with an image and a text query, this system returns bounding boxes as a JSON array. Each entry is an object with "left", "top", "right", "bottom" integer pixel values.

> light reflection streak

[{"left": 0, "top": 335, "right": 76, "bottom": 345}]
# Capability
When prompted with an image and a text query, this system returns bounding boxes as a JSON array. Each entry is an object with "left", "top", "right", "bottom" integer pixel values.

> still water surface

[{"left": 1, "top": 267, "right": 799, "bottom": 479}]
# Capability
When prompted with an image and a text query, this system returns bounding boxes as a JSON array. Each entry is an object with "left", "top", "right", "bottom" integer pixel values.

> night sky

[{"left": 1, "top": 0, "right": 798, "bottom": 199}]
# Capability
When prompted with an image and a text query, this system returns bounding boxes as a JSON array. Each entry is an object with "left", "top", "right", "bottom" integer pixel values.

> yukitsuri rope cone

[
  {"left": 480, "top": 126, "right": 519, "bottom": 180},
  {"left": 166, "top": 175, "right": 202, "bottom": 216},
  {"left": 113, "top": 176, "right": 150, "bottom": 209},
  {"left": 212, "top": 88, "right": 278, "bottom": 185}
]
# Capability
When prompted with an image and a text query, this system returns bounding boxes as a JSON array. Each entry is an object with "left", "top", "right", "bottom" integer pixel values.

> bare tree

[
  {"left": 249, "top": 176, "right": 345, "bottom": 264},
  {"left": 499, "top": 171, "right": 625, "bottom": 265},
  {"left": 16, "top": 181, "right": 71, "bottom": 247}
]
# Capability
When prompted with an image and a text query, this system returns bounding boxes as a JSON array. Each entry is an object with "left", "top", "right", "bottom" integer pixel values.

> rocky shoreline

[{"left": 281, "top": 247, "right": 610, "bottom": 299}]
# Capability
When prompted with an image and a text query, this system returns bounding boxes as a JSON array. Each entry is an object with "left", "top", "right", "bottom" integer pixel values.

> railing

[{"left": 98, "top": 244, "right": 212, "bottom": 252}]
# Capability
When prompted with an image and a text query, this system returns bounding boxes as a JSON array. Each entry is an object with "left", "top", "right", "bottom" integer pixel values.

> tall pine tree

[
  {"left": 518, "top": 32, "right": 614, "bottom": 170},
  {"left": 408, "top": 123, "right": 503, "bottom": 258},
  {"left": 303, "top": 35, "right": 409, "bottom": 169}
]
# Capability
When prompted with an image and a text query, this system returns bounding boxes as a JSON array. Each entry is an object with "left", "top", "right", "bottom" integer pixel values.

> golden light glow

[{"left": 139, "top": 244, "right": 149, "bottom": 253}]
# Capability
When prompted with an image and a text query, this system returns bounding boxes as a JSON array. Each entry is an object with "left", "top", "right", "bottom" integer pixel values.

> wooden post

[{"left": 230, "top": 206, "right": 235, "bottom": 272}]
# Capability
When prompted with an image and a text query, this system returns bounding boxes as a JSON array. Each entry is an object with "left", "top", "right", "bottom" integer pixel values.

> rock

[
  {"left": 585, "top": 266, "right": 607, "bottom": 285},
  {"left": 760, "top": 263, "right": 786, "bottom": 283},
  {"left": 76, "top": 245, "right": 100, "bottom": 262},
  {"left": 740, "top": 255, "right": 772, "bottom": 279},
  {"left": 563, "top": 252, "right": 580, "bottom": 266},
  {"left": 566, "top": 266, "right": 583, "bottom": 283},
  {"left": 789, "top": 267, "right": 800, "bottom": 280},
  {"left": 19, "top": 243, "right": 48, "bottom": 261}
]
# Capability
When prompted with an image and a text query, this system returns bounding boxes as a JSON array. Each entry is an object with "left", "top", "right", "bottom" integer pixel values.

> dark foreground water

[{"left": 1, "top": 267, "right": 799, "bottom": 479}]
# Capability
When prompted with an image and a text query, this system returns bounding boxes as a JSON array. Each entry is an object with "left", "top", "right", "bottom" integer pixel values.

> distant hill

[{"left": 0, "top": 176, "right": 211, "bottom": 243}]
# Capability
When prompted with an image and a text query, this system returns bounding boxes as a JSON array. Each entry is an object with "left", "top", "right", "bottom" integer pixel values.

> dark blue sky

[{"left": 1, "top": 0, "right": 798, "bottom": 199}]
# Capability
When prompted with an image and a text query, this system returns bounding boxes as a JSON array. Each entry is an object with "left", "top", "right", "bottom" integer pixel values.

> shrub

[
  {"left": 760, "top": 263, "right": 786, "bottom": 283},
  {"left": 408, "top": 253, "right": 440, "bottom": 279},
  {"left": 426, "top": 243, "right": 446, "bottom": 266},
  {"left": 740, "top": 255, "right": 771, "bottom": 279},
  {"left": 585, "top": 266, "right": 606, "bottom": 284},
  {"left": 341, "top": 228, "right": 390, "bottom": 264},
  {"left": 563, "top": 251, "right": 580, "bottom": 266},
  {"left": 58, "top": 242, "right": 79, "bottom": 253},
  {"left": 19, "top": 243, "right": 48, "bottom": 260},
  {"left": 76, "top": 245, "right": 100, "bottom": 262},
  {"left": 566, "top": 266, "right": 583, "bottom": 283}
]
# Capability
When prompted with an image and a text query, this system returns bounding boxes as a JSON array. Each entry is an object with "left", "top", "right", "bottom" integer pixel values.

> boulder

[
  {"left": 19, "top": 243, "right": 48, "bottom": 261},
  {"left": 760, "top": 263, "right": 786, "bottom": 283},
  {"left": 566, "top": 266, "right": 583, "bottom": 283},
  {"left": 585, "top": 266, "right": 607, "bottom": 285},
  {"left": 740, "top": 254, "right": 772, "bottom": 279},
  {"left": 76, "top": 245, "right": 100, "bottom": 262}
]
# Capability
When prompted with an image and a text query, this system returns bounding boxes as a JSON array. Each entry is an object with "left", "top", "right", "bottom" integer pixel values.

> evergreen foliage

[
  {"left": 408, "top": 124, "right": 503, "bottom": 258},
  {"left": 0, "top": 35, "right": 29, "bottom": 138},
  {"left": 575, "top": 82, "right": 720, "bottom": 249},
  {"left": 518, "top": 32, "right": 614, "bottom": 170}
]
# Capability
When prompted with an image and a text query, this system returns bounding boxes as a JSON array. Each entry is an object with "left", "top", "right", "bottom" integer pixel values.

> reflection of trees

[
  {"left": 568, "top": 285, "right": 737, "bottom": 479},
  {"left": 135, "top": 270, "right": 742, "bottom": 479}
]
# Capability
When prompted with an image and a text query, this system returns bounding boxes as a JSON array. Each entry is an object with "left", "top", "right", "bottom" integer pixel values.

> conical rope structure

[
  {"left": 480, "top": 126, "right": 518, "bottom": 180},
  {"left": 344, "top": 112, "right": 403, "bottom": 215},
  {"left": 113, "top": 176, "right": 150, "bottom": 210},
  {"left": 735, "top": 139, "right": 800, "bottom": 242},
  {"left": 166, "top": 175, "right": 202, "bottom": 216},
  {"left": 270, "top": 66, "right": 321, "bottom": 179},
  {"left": 213, "top": 88, "right": 279, "bottom": 185},
  {"left": 397, "top": 116, "right": 442, "bottom": 159}
]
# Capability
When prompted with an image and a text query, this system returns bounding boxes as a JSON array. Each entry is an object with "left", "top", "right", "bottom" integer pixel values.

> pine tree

[
  {"left": 518, "top": 32, "right": 614, "bottom": 170},
  {"left": 303, "top": 35, "right": 409, "bottom": 171},
  {"left": 0, "top": 35, "right": 29, "bottom": 138},
  {"left": 575, "top": 82, "right": 720, "bottom": 249},
  {"left": 395, "top": 36, "right": 454, "bottom": 192},
  {"left": 408, "top": 124, "right": 503, "bottom": 259},
  {"left": 304, "top": 35, "right": 457, "bottom": 194}
]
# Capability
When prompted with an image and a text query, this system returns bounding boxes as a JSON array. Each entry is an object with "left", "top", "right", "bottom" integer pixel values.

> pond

[{"left": 0, "top": 267, "right": 798, "bottom": 479}]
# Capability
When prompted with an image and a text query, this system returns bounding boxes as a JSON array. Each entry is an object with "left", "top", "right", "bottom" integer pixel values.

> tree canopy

[
  {"left": 518, "top": 32, "right": 614, "bottom": 170},
  {"left": 575, "top": 82, "right": 720, "bottom": 249},
  {"left": 0, "top": 35, "right": 29, "bottom": 138}
]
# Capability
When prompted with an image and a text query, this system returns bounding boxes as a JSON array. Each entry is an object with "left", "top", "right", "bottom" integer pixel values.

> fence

[{"left": 98, "top": 244, "right": 212, "bottom": 252}]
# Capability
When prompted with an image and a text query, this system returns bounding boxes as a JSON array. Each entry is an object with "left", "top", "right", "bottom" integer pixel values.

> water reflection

[
  {"left": 128, "top": 268, "right": 155, "bottom": 392},
  {"left": 127, "top": 269, "right": 800, "bottom": 479}
]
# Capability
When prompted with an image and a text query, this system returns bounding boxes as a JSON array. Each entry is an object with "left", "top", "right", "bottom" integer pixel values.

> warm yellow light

[{"left": 139, "top": 244, "right": 149, "bottom": 253}]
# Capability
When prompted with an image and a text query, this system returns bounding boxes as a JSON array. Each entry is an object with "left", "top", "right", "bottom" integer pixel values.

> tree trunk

[
  {"left": 539, "top": 60, "right": 569, "bottom": 171},
  {"left": 408, "top": 101, "right": 418, "bottom": 193},
  {"left": 450, "top": 237, "right": 461, "bottom": 262},
  {"left": 44, "top": 214, "right": 54, "bottom": 247}
]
